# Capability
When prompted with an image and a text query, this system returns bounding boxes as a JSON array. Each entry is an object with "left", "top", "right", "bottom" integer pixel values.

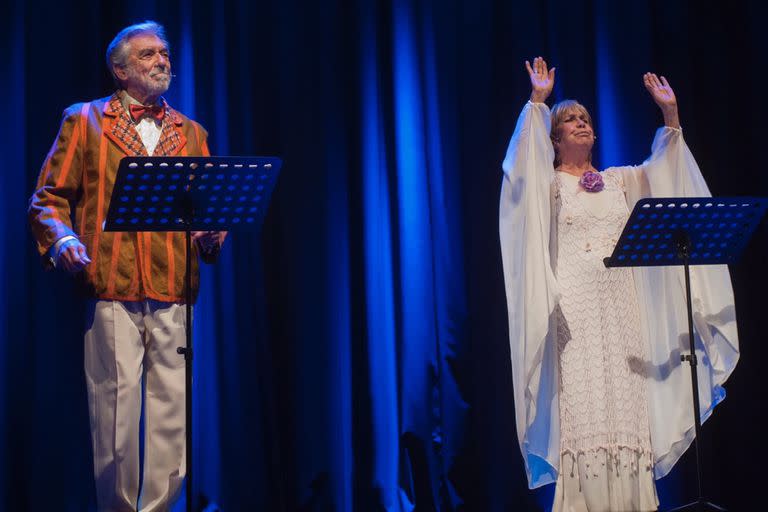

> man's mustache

[{"left": 149, "top": 67, "right": 170, "bottom": 79}]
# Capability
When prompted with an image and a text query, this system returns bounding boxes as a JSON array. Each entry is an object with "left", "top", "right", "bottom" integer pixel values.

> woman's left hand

[{"left": 644, "top": 72, "right": 680, "bottom": 128}]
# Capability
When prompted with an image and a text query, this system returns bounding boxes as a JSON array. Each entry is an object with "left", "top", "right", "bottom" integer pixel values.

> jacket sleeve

[
  {"left": 28, "top": 105, "right": 86, "bottom": 262},
  {"left": 191, "top": 121, "right": 228, "bottom": 264}
]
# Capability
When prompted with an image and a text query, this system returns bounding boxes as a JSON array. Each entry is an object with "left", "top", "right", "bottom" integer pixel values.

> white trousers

[{"left": 84, "top": 299, "right": 187, "bottom": 512}]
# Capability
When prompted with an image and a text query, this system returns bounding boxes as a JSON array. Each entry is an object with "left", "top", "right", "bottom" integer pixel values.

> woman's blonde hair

[{"left": 550, "top": 100, "right": 594, "bottom": 167}]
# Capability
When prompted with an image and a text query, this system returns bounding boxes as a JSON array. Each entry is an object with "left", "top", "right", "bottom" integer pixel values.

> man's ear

[{"left": 113, "top": 65, "right": 128, "bottom": 81}]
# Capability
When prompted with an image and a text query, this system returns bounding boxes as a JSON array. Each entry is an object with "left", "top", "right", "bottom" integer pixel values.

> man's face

[{"left": 117, "top": 33, "right": 172, "bottom": 99}]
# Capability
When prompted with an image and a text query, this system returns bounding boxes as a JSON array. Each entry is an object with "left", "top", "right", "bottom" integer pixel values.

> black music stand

[
  {"left": 604, "top": 197, "right": 767, "bottom": 512},
  {"left": 105, "top": 155, "right": 282, "bottom": 512}
]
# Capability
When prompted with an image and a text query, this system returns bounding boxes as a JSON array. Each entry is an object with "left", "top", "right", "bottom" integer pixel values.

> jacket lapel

[
  {"left": 154, "top": 104, "right": 187, "bottom": 156},
  {"left": 102, "top": 94, "right": 148, "bottom": 157},
  {"left": 101, "top": 94, "right": 189, "bottom": 157}
]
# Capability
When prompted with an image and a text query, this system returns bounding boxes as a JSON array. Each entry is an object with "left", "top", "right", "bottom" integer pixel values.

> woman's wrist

[{"left": 661, "top": 107, "right": 680, "bottom": 129}]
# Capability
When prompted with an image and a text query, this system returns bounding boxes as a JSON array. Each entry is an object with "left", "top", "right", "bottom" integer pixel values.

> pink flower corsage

[{"left": 579, "top": 171, "right": 604, "bottom": 192}]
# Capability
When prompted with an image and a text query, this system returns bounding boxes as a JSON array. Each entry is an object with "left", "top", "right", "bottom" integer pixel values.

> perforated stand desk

[
  {"left": 604, "top": 197, "right": 767, "bottom": 512},
  {"left": 105, "top": 155, "right": 282, "bottom": 511}
]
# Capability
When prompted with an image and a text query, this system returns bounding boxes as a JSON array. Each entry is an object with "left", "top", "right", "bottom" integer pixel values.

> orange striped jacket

[{"left": 29, "top": 93, "right": 211, "bottom": 303}]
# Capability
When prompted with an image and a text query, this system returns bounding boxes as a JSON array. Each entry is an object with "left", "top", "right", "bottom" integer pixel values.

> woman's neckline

[{"left": 556, "top": 169, "right": 603, "bottom": 178}]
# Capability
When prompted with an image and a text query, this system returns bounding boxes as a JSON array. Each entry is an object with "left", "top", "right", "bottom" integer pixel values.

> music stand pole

[
  {"left": 665, "top": 233, "right": 725, "bottom": 512},
  {"left": 176, "top": 226, "right": 194, "bottom": 510}
]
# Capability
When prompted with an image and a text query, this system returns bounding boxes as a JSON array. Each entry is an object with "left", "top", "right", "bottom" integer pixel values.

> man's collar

[
  {"left": 103, "top": 91, "right": 183, "bottom": 126},
  {"left": 119, "top": 89, "right": 162, "bottom": 108}
]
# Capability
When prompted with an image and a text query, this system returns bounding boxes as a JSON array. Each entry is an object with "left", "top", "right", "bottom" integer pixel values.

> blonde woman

[{"left": 499, "top": 57, "right": 739, "bottom": 511}]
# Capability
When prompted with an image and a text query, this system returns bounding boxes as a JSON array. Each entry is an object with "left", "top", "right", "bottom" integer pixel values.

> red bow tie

[{"left": 129, "top": 103, "right": 165, "bottom": 122}]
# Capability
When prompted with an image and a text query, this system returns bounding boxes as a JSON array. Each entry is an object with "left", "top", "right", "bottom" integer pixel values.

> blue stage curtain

[{"left": 2, "top": 1, "right": 767, "bottom": 511}]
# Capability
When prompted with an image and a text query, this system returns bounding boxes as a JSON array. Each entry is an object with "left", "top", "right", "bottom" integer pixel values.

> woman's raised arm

[
  {"left": 643, "top": 72, "right": 680, "bottom": 129},
  {"left": 527, "top": 56, "right": 556, "bottom": 104}
]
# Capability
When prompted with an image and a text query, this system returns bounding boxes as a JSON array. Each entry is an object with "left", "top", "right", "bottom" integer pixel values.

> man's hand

[
  {"left": 191, "top": 231, "right": 227, "bottom": 253},
  {"left": 57, "top": 239, "right": 91, "bottom": 273},
  {"left": 526, "top": 56, "right": 555, "bottom": 104}
]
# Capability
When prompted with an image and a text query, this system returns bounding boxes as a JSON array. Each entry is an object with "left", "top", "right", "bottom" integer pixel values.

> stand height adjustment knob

[
  {"left": 680, "top": 353, "right": 697, "bottom": 365},
  {"left": 177, "top": 346, "right": 193, "bottom": 361}
]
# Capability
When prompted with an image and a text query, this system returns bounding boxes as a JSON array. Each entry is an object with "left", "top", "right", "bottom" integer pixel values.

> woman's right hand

[{"left": 526, "top": 56, "right": 555, "bottom": 103}]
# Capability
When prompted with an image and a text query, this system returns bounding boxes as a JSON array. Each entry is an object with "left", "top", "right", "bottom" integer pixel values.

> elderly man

[{"left": 28, "top": 21, "right": 224, "bottom": 511}]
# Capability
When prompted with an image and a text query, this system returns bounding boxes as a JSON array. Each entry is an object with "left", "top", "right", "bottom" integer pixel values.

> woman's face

[{"left": 554, "top": 108, "right": 595, "bottom": 154}]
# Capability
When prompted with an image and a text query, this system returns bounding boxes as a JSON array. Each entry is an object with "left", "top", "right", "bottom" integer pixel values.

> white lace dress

[
  {"left": 499, "top": 101, "right": 738, "bottom": 511},
  {"left": 551, "top": 171, "right": 658, "bottom": 512}
]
